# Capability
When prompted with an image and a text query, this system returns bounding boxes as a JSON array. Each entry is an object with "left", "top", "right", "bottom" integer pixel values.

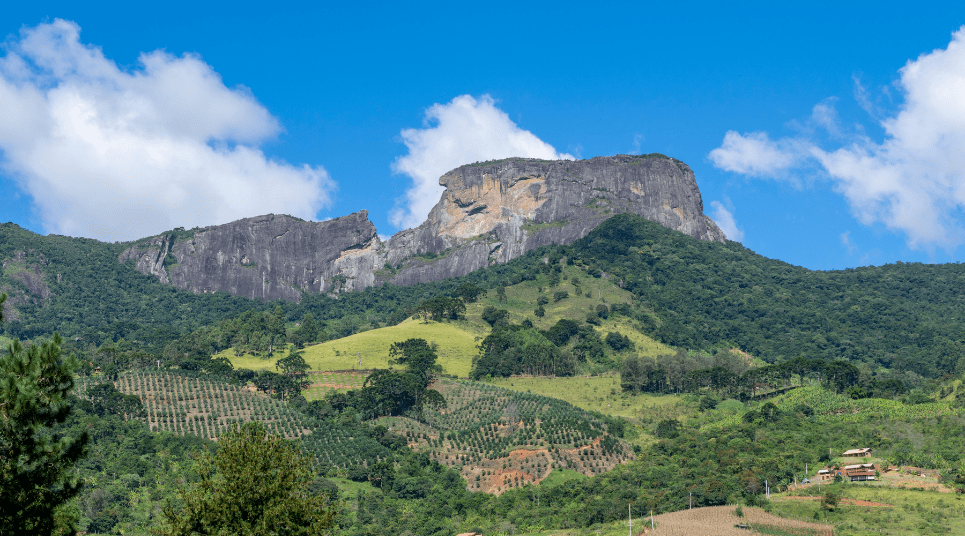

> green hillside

[{"left": 221, "top": 317, "right": 481, "bottom": 377}]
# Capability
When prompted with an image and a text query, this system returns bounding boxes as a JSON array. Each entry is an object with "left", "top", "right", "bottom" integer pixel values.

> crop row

[
  {"left": 75, "top": 371, "right": 310, "bottom": 440},
  {"left": 379, "top": 379, "right": 633, "bottom": 491},
  {"left": 75, "top": 370, "right": 391, "bottom": 470}
]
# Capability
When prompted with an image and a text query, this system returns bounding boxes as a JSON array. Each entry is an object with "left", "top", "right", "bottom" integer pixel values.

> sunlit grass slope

[
  {"left": 463, "top": 263, "right": 638, "bottom": 332},
  {"left": 489, "top": 374, "right": 694, "bottom": 423},
  {"left": 221, "top": 318, "right": 479, "bottom": 377}
]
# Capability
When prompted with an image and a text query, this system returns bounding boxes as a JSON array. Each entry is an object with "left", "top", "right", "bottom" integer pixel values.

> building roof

[{"left": 842, "top": 448, "right": 872, "bottom": 456}]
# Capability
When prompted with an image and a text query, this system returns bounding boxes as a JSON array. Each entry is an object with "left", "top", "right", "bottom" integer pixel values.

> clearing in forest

[
  {"left": 375, "top": 378, "right": 633, "bottom": 494},
  {"left": 647, "top": 505, "right": 834, "bottom": 536},
  {"left": 221, "top": 318, "right": 479, "bottom": 377}
]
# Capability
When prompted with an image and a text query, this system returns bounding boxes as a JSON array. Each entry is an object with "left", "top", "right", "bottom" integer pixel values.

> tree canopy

[
  {"left": 157, "top": 422, "right": 338, "bottom": 536},
  {"left": 1, "top": 294, "right": 88, "bottom": 535}
]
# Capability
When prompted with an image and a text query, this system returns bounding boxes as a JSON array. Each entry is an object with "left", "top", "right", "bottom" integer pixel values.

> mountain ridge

[{"left": 119, "top": 154, "right": 725, "bottom": 301}]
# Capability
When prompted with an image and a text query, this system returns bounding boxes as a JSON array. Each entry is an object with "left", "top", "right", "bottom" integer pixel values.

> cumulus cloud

[
  {"left": 390, "top": 94, "right": 573, "bottom": 229},
  {"left": 0, "top": 20, "right": 334, "bottom": 241},
  {"left": 710, "top": 26, "right": 965, "bottom": 250},
  {"left": 709, "top": 200, "right": 744, "bottom": 242},
  {"left": 708, "top": 131, "right": 803, "bottom": 177}
]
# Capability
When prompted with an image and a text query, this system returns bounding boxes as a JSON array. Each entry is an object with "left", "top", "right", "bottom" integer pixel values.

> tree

[
  {"left": 157, "top": 422, "right": 338, "bottom": 535},
  {"left": 1, "top": 291, "right": 88, "bottom": 535},
  {"left": 388, "top": 338, "right": 442, "bottom": 385},
  {"left": 276, "top": 347, "right": 311, "bottom": 377},
  {"left": 481, "top": 306, "right": 510, "bottom": 328}
]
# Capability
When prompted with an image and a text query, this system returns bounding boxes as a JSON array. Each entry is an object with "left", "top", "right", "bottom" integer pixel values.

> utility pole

[
  {"left": 650, "top": 509, "right": 655, "bottom": 530},
  {"left": 627, "top": 503, "right": 632, "bottom": 536},
  {"left": 690, "top": 492, "right": 692, "bottom": 509}
]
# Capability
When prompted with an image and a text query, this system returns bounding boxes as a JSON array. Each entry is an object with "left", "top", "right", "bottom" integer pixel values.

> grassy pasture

[
  {"left": 462, "top": 263, "right": 640, "bottom": 332},
  {"left": 774, "top": 482, "right": 965, "bottom": 535},
  {"left": 221, "top": 318, "right": 480, "bottom": 377},
  {"left": 489, "top": 374, "right": 695, "bottom": 423},
  {"left": 302, "top": 370, "right": 368, "bottom": 401}
]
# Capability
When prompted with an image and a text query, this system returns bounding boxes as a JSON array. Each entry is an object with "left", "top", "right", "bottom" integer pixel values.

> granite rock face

[
  {"left": 119, "top": 212, "right": 381, "bottom": 302},
  {"left": 120, "top": 155, "right": 726, "bottom": 300}
]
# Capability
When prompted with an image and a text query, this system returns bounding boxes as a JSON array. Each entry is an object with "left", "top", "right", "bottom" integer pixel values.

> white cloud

[
  {"left": 709, "top": 201, "right": 743, "bottom": 242},
  {"left": 390, "top": 94, "right": 573, "bottom": 229},
  {"left": 708, "top": 131, "right": 804, "bottom": 177},
  {"left": 840, "top": 231, "right": 857, "bottom": 255},
  {"left": 0, "top": 20, "right": 334, "bottom": 241},
  {"left": 711, "top": 26, "right": 965, "bottom": 250}
]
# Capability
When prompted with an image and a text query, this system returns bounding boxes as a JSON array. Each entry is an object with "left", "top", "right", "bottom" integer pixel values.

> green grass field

[
  {"left": 489, "top": 374, "right": 695, "bottom": 424},
  {"left": 220, "top": 318, "right": 480, "bottom": 377},
  {"left": 772, "top": 483, "right": 965, "bottom": 535},
  {"left": 463, "top": 263, "right": 640, "bottom": 333}
]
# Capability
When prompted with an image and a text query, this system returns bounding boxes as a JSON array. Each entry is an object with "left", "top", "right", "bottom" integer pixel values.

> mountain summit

[{"left": 119, "top": 154, "right": 726, "bottom": 301}]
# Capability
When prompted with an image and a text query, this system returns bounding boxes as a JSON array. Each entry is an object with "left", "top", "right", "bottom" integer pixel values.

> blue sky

[{"left": 2, "top": 1, "right": 964, "bottom": 270}]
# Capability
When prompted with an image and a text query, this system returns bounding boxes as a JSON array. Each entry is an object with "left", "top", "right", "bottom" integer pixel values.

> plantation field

[
  {"left": 75, "top": 370, "right": 311, "bottom": 440},
  {"left": 773, "top": 483, "right": 965, "bottom": 535},
  {"left": 375, "top": 378, "right": 633, "bottom": 494},
  {"left": 490, "top": 374, "right": 695, "bottom": 423},
  {"left": 75, "top": 370, "right": 395, "bottom": 470},
  {"left": 220, "top": 318, "right": 479, "bottom": 377}
]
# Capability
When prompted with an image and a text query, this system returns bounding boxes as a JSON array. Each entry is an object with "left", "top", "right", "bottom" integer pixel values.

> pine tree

[
  {"left": 1, "top": 293, "right": 89, "bottom": 535},
  {"left": 156, "top": 422, "right": 338, "bottom": 535}
]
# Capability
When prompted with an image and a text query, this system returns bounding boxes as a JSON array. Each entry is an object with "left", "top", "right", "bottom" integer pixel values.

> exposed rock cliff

[
  {"left": 119, "top": 212, "right": 381, "bottom": 302},
  {"left": 119, "top": 154, "right": 726, "bottom": 300}
]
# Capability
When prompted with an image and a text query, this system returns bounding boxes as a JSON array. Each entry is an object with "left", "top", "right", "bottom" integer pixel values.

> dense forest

[{"left": 7, "top": 214, "right": 965, "bottom": 380}]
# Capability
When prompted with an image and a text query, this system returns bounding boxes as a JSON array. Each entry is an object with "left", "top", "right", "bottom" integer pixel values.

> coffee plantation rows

[
  {"left": 76, "top": 371, "right": 311, "bottom": 440},
  {"left": 377, "top": 379, "right": 633, "bottom": 493},
  {"left": 74, "top": 370, "right": 396, "bottom": 472}
]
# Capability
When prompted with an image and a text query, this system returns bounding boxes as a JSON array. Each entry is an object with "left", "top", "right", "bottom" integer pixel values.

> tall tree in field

[
  {"left": 157, "top": 422, "right": 338, "bottom": 535},
  {"left": 0, "top": 293, "right": 89, "bottom": 535}
]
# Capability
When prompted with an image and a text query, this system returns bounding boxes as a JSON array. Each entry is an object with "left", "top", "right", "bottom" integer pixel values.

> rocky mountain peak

[{"left": 119, "top": 154, "right": 726, "bottom": 301}]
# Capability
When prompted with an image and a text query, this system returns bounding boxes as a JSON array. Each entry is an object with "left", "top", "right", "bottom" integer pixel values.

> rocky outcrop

[
  {"left": 120, "top": 212, "right": 381, "bottom": 302},
  {"left": 1, "top": 249, "right": 53, "bottom": 320},
  {"left": 120, "top": 154, "right": 726, "bottom": 300}
]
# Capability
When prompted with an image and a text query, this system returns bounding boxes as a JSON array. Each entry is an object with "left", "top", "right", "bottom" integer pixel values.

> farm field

[
  {"left": 489, "top": 374, "right": 695, "bottom": 423},
  {"left": 302, "top": 370, "right": 368, "bottom": 401},
  {"left": 75, "top": 370, "right": 395, "bottom": 470},
  {"left": 75, "top": 370, "right": 311, "bottom": 440},
  {"left": 772, "top": 483, "right": 965, "bottom": 535},
  {"left": 502, "top": 505, "right": 833, "bottom": 536},
  {"left": 220, "top": 318, "right": 479, "bottom": 377},
  {"left": 375, "top": 378, "right": 633, "bottom": 494}
]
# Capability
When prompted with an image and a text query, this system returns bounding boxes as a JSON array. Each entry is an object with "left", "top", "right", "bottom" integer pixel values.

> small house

[
  {"left": 817, "top": 469, "right": 834, "bottom": 482},
  {"left": 841, "top": 448, "right": 872, "bottom": 457},
  {"left": 844, "top": 463, "right": 877, "bottom": 482}
]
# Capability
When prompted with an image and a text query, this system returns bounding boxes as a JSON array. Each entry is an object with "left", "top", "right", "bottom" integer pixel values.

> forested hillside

[
  {"left": 8, "top": 213, "right": 965, "bottom": 381},
  {"left": 566, "top": 214, "right": 965, "bottom": 379}
]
